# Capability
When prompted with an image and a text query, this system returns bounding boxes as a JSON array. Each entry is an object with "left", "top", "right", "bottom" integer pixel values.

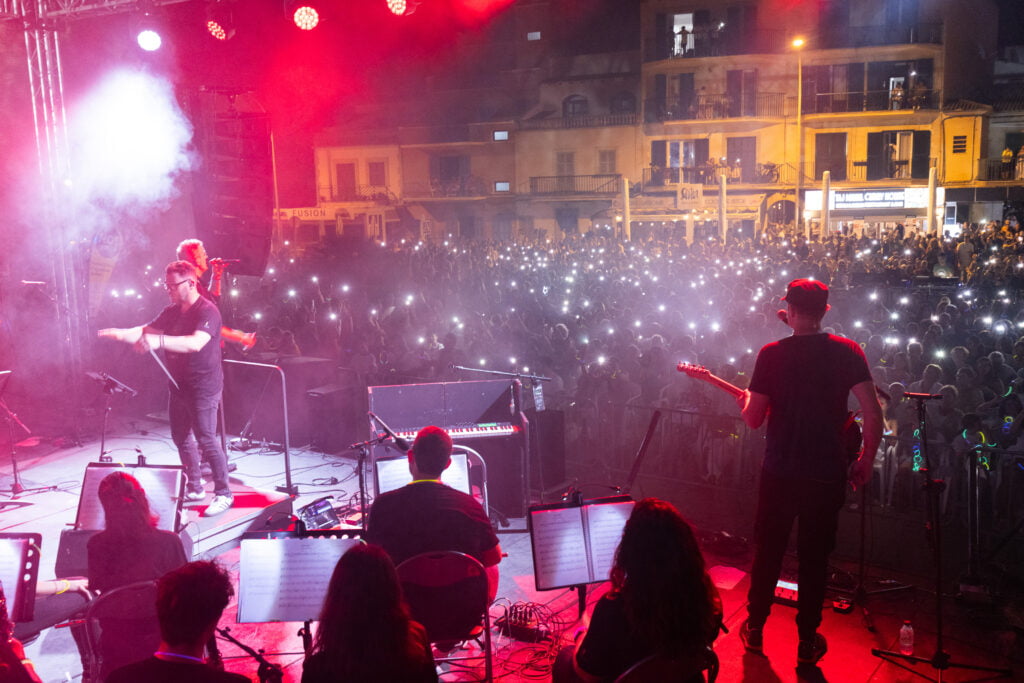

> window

[
  {"left": 610, "top": 92, "right": 636, "bottom": 114},
  {"left": 493, "top": 130, "right": 509, "bottom": 141},
  {"left": 556, "top": 151, "right": 575, "bottom": 176},
  {"left": 367, "top": 160, "right": 386, "bottom": 186},
  {"left": 598, "top": 150, "right": 617, "bottom": 174},
  {"left": 494, "top": 181, "right": 511, "bottom": 192},
  {"left": 815, "top": 132, "right": 848, "bottom": 180},
  {"left": 335, "top": 162, "right": 356, "bottom": 200},
  {"left": 563, "top": 95, "right": 589, "bottom": 117},
  {"left": 527, "top": 31, "right": 541, "bottom": 41},
  {"left": 952, "top": 136, "right": 967, "bottom": 154}
]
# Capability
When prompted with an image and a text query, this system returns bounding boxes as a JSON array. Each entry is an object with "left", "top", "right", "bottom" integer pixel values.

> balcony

[
  {"left": 404, "top": 176, "right": 489, "bottom": 198},
  {"left": 529, "top": 174, "right": 620, "bottom": 195},
  {"left": 843, "top": 157, "right": 935, "bottom": 182},
  {"left": 321, "top": 185, "right": 399, "bottom": 203},
  {"left": 641, "top": 162, "right": 795, "bottom": 188},
  {"left": 979, "top": 158, "right": 1024, "bottom": 182},
  {"left": 644, "top": 93, "right": 784, "bottom": 123},
  {"left": 643, "top": 23, "right": 940, "bottom": 62},
  {"left": 520, "top": 113, "right": 639, "bottom": 130},
  {"left": 805, "top": 88, "right": 941, "bottom": 115}
]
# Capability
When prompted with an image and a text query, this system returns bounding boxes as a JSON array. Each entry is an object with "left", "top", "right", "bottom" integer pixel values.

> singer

[
  {"left": 98, "top": 261, "right": 234, "bottom": 517},
  {"left": 365, "top": 425, "right": 502, "bottom": 600},
  {"left": 735, "top": 279, "right": 883, "bottom": 664},
  {"left": 176, "top": 239, "right": 255, "bottom": 350}
]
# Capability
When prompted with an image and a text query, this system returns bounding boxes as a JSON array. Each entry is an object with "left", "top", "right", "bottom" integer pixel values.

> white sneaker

[
  {"left": 204, "top": 495, "right": 234, "bottom": 517},
  {"left": 183, "top": 489, "right": 205, "bottom": 502}
]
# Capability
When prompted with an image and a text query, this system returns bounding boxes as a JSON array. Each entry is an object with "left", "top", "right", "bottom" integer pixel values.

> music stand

[
  {"left": 1, "top": 370, "right": 57, "bottom": 501},
  {"left": 0, "top": 533, "right": 43, "bottom": 623}
]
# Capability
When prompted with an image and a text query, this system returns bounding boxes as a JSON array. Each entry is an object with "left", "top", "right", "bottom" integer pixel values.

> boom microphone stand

[
  {"left": 1, "top": 370, "right": 57, "bottom": 501},
  {"left": 86, "top": 371, "right": 137, "bottom": 463},
  {"left": 871, "top": 392, "right": 1012, "bottom": 680}
]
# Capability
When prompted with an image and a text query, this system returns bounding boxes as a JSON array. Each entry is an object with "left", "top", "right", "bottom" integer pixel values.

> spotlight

[
  {"left": 206, "top": 2, "right": 236, "bottom": 41},
  {"left": 386, "top": 0, "right": 419, "bottom": 15},
  {"left": 289, "top": 1, "right": 320, "bottom": 30},
  {"left": 133, "top": 13, "right": 163, "bottom": 51}
]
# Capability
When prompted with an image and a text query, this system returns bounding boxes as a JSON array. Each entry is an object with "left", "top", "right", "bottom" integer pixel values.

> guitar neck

[{"left": 702, "top": 374, "right": 745, "bottom": 399}]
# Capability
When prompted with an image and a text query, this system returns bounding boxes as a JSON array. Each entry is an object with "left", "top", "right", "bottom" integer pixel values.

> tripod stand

[
  {"left": 1, "top": 370, "right": 57, "bottom": 501},
  {"left": 871, "top": 392, "right": 1012, "bottom": 681}
]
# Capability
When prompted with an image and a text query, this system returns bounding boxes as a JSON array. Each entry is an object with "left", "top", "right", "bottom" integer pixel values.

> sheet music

[
  {"left": 0, "top": 539, "right": 27, "bottom": 621},
  {"left": 582, "top": 500, "right": 634, "bottom": 582},
  {"left": 76, "top": 465, "right": 183, "bottom": 531},
  {"left": 375, "top": 453, "right": 470, "bottom": 496},
  {"left": 529, "top": 507, "right": 590, "bottom": 589},
  {"left": 238, "top": 537, "right": 361, "bottom": 623}
]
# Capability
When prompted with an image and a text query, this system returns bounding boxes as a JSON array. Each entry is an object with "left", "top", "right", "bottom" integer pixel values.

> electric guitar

[{"left": 676, "top": 362, "right": 863, "bottom": 463}]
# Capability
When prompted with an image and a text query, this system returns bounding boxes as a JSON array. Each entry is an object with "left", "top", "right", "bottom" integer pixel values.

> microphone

[
  {"left": 209, "top": 258, "right": 241, "bottom": 265},
  {"left": 368, "top": 412, "right": 412, "bottom": 451}
]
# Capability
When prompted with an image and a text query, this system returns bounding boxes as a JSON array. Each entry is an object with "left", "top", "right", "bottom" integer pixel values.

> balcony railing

[
  {"left": 404, "top": 176, "right": 488, "bottom": 198},
  {"left": 644, "top": 23, "right": 940, "bottom": 62},
  {"left": 844, "top": 157, "right": 935, "bottom": 182},
  {"left": 644, "top": 93, "right": 784, "bottom": 122},
  {"left": 321, "top": 185, "right": 399, "bottom": 203},
  {"left": 805, "top": 88, "right": 941, "bottom": 115},
  {"left": 529, "top": 174, "right": 620, "bottom": 195},
  {"left": 979, "top": 157, "right": 1024, "bottom": 181},
  {"left": 642, "top": 162, "right": 795, "bottom": 188},
  {"left": 520, "top": 113, "right": 639, "bottom": 130}
]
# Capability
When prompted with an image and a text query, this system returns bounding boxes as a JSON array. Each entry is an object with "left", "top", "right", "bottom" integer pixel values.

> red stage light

[
  {"left": 205, "top": 2, "right": 236, "bottom": 41},
  {"left": 292, "top": 5, "right": 319, "bottom": 30},
  {"left": 207, "top": 19, "right": 228, "bottom": 40}
]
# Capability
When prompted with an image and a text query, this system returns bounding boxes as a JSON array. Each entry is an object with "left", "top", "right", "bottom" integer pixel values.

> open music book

[
  {"left": 238, "top": 536, "right": 362, "bottom": 623},
  {"left": 528, "top": 496, "right": 634, "bottom": 590}
]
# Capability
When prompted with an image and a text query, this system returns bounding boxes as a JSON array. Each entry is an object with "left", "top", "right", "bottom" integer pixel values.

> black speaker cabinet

[{"left": 526, "top": 409, "right": 566, "bottom": 490}]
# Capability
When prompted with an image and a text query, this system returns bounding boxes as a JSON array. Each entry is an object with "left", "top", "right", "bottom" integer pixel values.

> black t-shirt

[
  {"left": 365, "top": 481, "right": 498, "bottom": 567},
  {"left": 87, "top": 528, "right": 187, "bottom": 593},
  {"left": 107, "top": 657, "right": 251, "bottom": 683},
  {"left": 749, "top": 333, "right": 872, "bottom": 482},
  {"left": 148, "top": 296, "right": 223, "bottom": 395}
]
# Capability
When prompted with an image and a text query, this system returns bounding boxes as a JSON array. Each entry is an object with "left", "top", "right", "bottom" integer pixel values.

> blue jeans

[
  {"left": 746, "top": 470, "right": 845, "bottom": 641},
  {"left": 169, "top": 388, "right": 231, "bottom": 497}
]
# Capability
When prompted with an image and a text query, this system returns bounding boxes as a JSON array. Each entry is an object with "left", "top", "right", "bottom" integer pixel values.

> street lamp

[{"left": 792, "top": 37, "right": 806, "bottom": 239}]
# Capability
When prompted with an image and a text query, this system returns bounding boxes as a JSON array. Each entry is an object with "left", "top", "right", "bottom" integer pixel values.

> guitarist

[{"left": 735, "top": 279, "right": 883, "bottom": 666}]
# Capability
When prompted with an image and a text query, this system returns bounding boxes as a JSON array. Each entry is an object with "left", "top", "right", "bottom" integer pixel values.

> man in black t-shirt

[
  {"left": 736, "top": 279, "right": 883, "bottom": 665},
  {"left": 366, "top": 425, "right": 502, "bottom": 600},
  {"left": 98, "top": 261, "right": 233, "bottom": 517}
]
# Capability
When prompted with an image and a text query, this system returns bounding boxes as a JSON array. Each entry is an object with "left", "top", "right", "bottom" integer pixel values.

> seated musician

[{"left": 365, "top": 425, "right": 502, "bottom": 600}]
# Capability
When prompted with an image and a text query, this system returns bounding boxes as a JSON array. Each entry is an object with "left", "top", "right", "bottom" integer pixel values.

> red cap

[{"left": 782, "top": 278, "right": 829, "bottom": 314}]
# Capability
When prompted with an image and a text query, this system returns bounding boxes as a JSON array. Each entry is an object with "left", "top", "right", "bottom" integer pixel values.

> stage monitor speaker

[{"left": 306, "top": 384, "right": 348, "bottom": 453}]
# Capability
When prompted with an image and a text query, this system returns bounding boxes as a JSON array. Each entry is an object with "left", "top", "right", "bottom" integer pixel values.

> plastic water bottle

[{"left": 899, "top": 620, "right": 914, "bottom": 656}]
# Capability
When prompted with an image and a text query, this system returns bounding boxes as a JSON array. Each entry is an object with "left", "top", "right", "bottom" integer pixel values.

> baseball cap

[{"left": 782, "top": 278, "right": 829, "bottom": 314}]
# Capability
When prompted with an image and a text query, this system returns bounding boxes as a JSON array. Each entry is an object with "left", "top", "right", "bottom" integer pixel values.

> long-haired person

[
  {"left": 303, "top": 544, "right": 437, "bottom": 683},
  {"left": 86, "top": 471, "right": 188, "bottom": 678},
  {"left": 556, "top": 498, "right": 722, "bottom": 682}
]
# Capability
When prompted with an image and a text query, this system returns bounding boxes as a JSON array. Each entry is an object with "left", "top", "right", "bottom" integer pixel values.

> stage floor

[{"left": 1, "top": 414, "right": 1020, "bottom": 682}]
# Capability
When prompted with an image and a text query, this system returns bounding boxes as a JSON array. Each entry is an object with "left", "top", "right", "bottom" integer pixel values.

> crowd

[{"left": 95, "top": 218, "right": 1024, "bottom": 504}]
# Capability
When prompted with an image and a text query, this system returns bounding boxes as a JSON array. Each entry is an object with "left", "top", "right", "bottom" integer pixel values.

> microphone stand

[
  {"left": 1, "top": 370, "right": 57, "bottom": 501},
  {"left": 871, "top": 393, "right": 1012, "bottom": 680},
  {"left": 347, "top": 428, "right": 395, "bottom": 532},
  {"left": 450, "top": 365, "right": 549, "bottom": 512},
  {"left": 215, "top": 626, "right": 283, "bottom": 683}
]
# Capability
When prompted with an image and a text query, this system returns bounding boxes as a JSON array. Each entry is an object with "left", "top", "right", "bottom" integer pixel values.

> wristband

[{"left": 56, "top": 579, "right": 70, "bottom": 595}]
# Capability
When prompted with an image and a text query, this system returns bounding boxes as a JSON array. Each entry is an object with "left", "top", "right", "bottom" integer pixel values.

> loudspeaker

[
  {"left": 456, "top": 434, "right": 525, "bottom": 518},
  {"left": 307, "top": 383, "right": 347, "bottom": 453}
]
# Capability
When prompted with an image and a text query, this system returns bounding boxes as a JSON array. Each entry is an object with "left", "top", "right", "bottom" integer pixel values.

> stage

[{"left": 1, "top": 414, "right": 1020, "bottom": 682}]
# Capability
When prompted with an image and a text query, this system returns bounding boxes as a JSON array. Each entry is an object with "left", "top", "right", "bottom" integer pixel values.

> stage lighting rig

[{"left": 206, "top": 1, "right": 236, "bottom": 41}]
